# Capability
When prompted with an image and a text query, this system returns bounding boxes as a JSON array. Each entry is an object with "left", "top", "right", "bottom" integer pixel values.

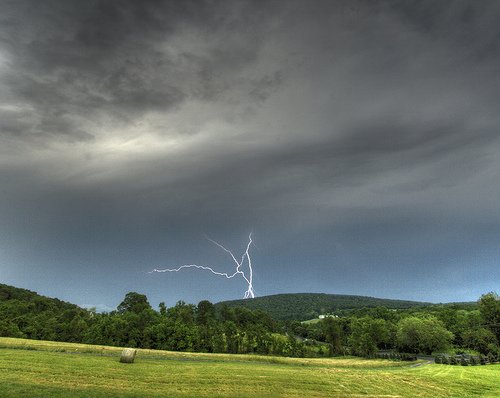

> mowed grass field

[{"left": 0, "top": 337, "right": 498, "bottom": 397}]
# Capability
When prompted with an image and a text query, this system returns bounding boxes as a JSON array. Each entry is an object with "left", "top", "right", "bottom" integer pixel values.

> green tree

[
  {"left": 196, "top": 300, "right": 216, "bottom": 352},
  {"left": 462, "top": 327, "right": 497, "bottom": 355},
  {"left": 282, "top": 334, "right": 304, "bottom": 357},
  {"left": 159, "top": 302, "right": 167, "bottom": 316},
  {"left": 349, "top": 317, "right": 390, "bottom": 357},
  {"left": 0, "top": 319, "right": 24, "bottom": 337},
  {"left": 117, "top": 292, "right": 152, "bottom": 314},
  {"left": 168, "top": 301, "right": 196, "bottom": 324},
  {"left": 396, "top": 316, "right": 453, "bottom": 354},
  {"left": 219, "top": 304, "right": 236, "bottom": 322},
  {"left": 322, "top": 317, "right": 343, "bottom": 356},
  {"left": 223, "top": 321, "right": 239, "bottom": 354},
  {"left": 478, "top": 292, "right": 500, "bottom": 341},
  {"left": 197, "top": 300, "right": 216, "bottom": 326}
]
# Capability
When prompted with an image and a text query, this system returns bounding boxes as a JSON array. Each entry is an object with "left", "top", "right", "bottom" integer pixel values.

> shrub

[{"left": 487, "top": 352, "right": 495, "bottom": 364}]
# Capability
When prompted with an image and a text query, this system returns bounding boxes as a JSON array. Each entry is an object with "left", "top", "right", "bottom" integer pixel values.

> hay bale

[{"left": 120, "top": 348, "right": 137, "bottom": 363}]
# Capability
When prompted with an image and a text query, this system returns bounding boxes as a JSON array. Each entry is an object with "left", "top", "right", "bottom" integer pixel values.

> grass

[
  {"left": 302, "top": 318, "right": 322, "bottom": 325},
  {"left": 0, "top": 337, "right": 498, "bottom": 397}
]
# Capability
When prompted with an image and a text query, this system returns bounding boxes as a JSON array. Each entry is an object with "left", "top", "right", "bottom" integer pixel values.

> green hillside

[
  {"left": 0, "top": 283, "right": 90, "bottom": 341},
  {"left": 0, "top": 283, "right": 79, "bottom": 309},
  {"left": 217, "top": 293, "right": 431, "bottom": 320}
]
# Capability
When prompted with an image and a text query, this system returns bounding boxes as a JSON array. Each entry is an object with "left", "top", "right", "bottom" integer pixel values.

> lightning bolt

[{"left": 149, "top": 233, "right": 255, "bottom": 299}]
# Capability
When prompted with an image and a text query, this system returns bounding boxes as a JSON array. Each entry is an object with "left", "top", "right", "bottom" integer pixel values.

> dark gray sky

[{"left": 1, "top": 0, "right": 499, "bottom": 311}]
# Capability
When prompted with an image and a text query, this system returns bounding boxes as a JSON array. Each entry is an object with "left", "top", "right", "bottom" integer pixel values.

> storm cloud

[{"left": 1, "top": 0, "right": 499, "bottom": 308}]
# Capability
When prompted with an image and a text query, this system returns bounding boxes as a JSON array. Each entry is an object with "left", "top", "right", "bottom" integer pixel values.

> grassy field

[{"left": 0, "top": 337, "right": 498, "bottom": 397}]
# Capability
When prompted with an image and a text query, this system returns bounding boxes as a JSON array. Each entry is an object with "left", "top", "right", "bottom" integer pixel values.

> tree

[
  {"left": 322, "top": 317, "right": 344, "bottom": 356},
  {"left": 349, "top": 317, "right": 390, "bottom": 357},
  {"left": 437, "top": 308, "right": 481, "bottom": 346},
  {"left": 478, "top": 292, "right": 500, "bottom": 341},
  {"left": 159, "top": 302, "right": 167, "bottom": 317},
  {"left": 117, "top": 292, "right": 152, "bottom": 314},
  {"left": 462, "top": 327, "right": 497, "bottom": 355},
  {"left": 197, "top": 300, "right": 216, "bottom": 326},
  {"left": 0, "top": 319, "right": 24, "bottom": 338},
  {"left": 168, "top": 301, "right": 196, "bottom": 324},
  {"left": 196, "top": 300, "right": 216, "bottom": 352},
  {"left": 396, "top": 316, "right": 453, "bottom": 355},
  {"left": 224, "top": 321, "right": 239, "bottom": 354},
  {"left": 219, "top": 304, "right": 236, "bottom": 322}
]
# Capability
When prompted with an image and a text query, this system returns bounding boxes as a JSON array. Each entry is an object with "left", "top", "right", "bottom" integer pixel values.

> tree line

[
  {"left": 0, "top": 284, "right": 498, "bottom": 359},
  {"left": 0, "top": 286, "right": 304, "bottom": 357}
]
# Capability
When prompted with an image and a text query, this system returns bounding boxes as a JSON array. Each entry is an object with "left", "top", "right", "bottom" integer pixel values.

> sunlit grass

[{"left": 0, "top": 337, "right": 498, "bottom": 397}]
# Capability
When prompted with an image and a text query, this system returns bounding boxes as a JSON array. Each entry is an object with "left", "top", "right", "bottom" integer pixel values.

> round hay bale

[{"left": 120, "top": 348, "right": 137, "bottom": 363}]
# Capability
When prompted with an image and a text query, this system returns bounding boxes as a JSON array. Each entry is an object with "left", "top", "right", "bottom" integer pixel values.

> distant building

[{"left": 318, "top": 314, "right": 338, "bottom": 319}]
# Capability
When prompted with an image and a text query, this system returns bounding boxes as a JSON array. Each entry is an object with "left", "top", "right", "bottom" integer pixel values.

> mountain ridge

[{"left": 216, "top": 292, "right": 436, "bottom": 321}]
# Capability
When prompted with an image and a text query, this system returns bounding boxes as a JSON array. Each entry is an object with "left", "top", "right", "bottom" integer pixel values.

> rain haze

[{"left": 1, "top": 0, "right": 499, "bottom": 311}]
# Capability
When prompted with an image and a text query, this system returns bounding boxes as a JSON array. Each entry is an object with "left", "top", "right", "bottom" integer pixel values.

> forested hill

[
  {"left": 216, "top": 293, "right": 431, "bottom": 320},
  {"left": 0, "top": 283, "right": 88, "bottom": 340},
  {"left": 0, "top": 283, "right": 81, "bottom": 312}
]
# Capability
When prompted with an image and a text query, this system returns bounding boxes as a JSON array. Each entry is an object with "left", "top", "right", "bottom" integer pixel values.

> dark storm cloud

[
  {"left": 0, "top": 0, "right": 279, "bottom": 143},
  {"left": 1, "top": 0, "right": 499, "bottom": 306}
]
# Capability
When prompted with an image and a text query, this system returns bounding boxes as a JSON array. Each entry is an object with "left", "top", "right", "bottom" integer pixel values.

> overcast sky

[{"left": 1, "top": 0, "right": 499, "bottom": 311}]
